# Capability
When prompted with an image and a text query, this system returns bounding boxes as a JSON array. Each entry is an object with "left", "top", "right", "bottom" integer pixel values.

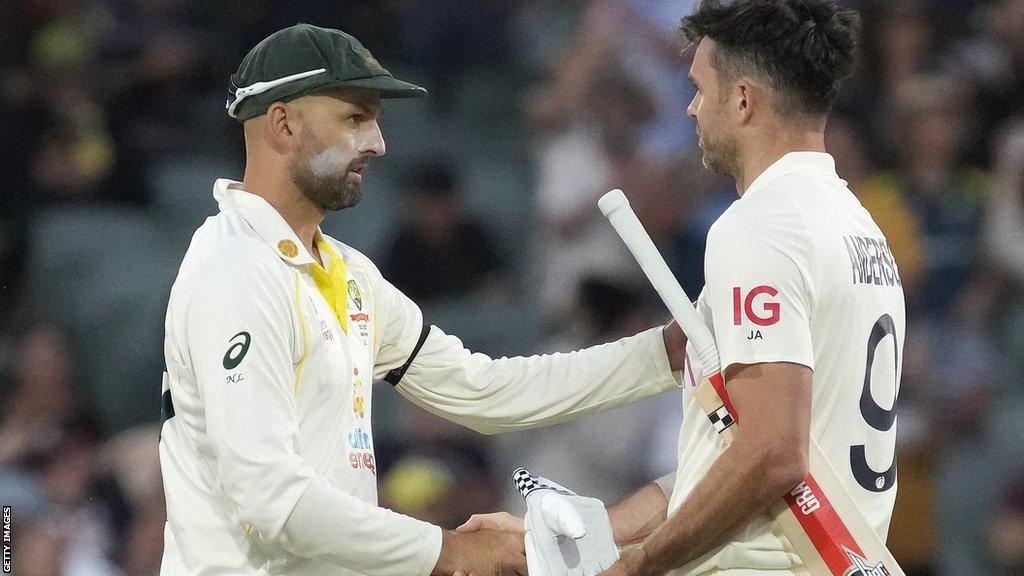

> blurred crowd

[{"left": 1, "top": 0, "right": 1023, "bottom": 575}]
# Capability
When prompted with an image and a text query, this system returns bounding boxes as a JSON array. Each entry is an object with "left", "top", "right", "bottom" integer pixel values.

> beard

[
  {"left": 289, "top": 137, "right": 366, "bottom": 212},
  {"left": 698, "top": 129, "right": 740, "bottom": 180}
]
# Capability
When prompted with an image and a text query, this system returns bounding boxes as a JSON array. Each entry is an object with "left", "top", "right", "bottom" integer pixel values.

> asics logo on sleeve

[{"left": 223, "top": 332, "right": 252, "bottom": 369}]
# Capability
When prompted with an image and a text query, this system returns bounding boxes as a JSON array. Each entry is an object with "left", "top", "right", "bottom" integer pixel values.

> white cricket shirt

[
  {"left": 159, "top": 180, "right": 680, "bottom": 576},
  {"left": 668, "top": 153, "right": 906, "bottom": 574}
]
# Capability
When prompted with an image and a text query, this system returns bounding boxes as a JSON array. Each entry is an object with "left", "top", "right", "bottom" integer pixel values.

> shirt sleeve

[
  {"left": 654, "top": 470, "right": 676, "bottom": 500},
  {"left": 702, "top": 202, "right": 815, "bottom": 373},
  {"left": 370, "top": 271, "right": 681, "bottom": 435},
  {"left": 184, "top": 251, "right": 441, "bottom": 576}
]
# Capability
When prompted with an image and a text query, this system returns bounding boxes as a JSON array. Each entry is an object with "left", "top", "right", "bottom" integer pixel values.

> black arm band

[{"left": 383, "top": 323, "right": 430, "bottom": 386}]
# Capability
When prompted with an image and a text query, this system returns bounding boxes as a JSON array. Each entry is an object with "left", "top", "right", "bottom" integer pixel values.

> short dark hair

[{"left": 681, "top": 0, "right": 860, "bottom": 116}]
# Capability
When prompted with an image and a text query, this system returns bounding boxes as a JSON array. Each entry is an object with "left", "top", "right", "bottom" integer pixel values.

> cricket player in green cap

[{"left": 158, "top": 23, "right": 688, "bottom": 576}]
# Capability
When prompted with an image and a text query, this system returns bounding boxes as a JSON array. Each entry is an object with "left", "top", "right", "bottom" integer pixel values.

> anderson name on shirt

[{"left": 843, "top": 235, "right": 901, "bottom": 287}]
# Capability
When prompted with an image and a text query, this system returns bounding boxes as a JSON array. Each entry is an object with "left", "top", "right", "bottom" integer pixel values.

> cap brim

[{"left": 335, "top": 76, "right": 428, "bottom": 98}]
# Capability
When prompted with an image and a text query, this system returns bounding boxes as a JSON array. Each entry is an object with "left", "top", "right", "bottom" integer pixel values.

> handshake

[{"left": 432, "top": 469, "right": 620, "bottom": 576}]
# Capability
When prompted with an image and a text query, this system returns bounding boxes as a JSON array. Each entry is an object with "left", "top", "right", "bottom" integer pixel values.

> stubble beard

[
  {"left": 289, "top": 138, "right": 363, "bottom": 212},
  {"left": 699, "top": 131, "right": 741, "bottom": 181}
]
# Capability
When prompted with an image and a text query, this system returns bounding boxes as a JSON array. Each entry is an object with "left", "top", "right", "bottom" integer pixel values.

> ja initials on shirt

[{"left": 733, "top": 285, "right": 780, "bottom": 340}]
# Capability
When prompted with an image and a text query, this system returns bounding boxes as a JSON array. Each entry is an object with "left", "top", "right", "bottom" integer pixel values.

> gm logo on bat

[{"left": 843, "top": 548, "right": 891, "bottom": 576}]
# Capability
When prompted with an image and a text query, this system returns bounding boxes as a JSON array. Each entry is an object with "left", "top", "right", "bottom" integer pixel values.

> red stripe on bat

[
  {"left": 711, "top": 372, "right": 863, "bottom": 574},
  {"left": 785, "top": 475, "right": 864, "bottom": 574},
  {"left": 709, "top": 372, "right": 739, "bottom": 424}
]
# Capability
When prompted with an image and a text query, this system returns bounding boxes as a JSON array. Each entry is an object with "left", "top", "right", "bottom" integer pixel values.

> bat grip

[{"left": 599, "top": 190, "right": 722, "bottom": 375}]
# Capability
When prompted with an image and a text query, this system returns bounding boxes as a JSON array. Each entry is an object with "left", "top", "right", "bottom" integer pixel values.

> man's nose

[{"left": 360, "top": 121, "right": 386, "bottom": 156}]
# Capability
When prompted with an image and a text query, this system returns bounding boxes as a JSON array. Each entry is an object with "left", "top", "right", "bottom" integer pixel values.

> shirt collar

[
  {"left": 743, "top": 151, "right": 838, "bottom": 198},
  {"left": 212, "top": 178, "right": 317, "bottom": 266}
]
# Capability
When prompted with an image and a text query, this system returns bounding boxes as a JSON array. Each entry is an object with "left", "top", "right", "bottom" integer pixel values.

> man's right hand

[{"left": 432, "top": 528, "right": 527, "bottom": 576}]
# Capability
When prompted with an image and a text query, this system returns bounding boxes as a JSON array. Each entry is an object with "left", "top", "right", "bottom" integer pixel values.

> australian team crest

[{"left": 347, "top": 279, "right": 363, "bottom": 310}]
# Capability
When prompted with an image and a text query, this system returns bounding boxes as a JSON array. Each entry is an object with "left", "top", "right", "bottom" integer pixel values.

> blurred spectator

[
  {"left": 548, "top": 276, "right": 652, "bottom": 351},
  {"left": 990, "top": 473, "right": 1024, "bottom": 576},
  {"left": 98, "top": 426, "right": 164, "bottom": 576},
  {"left": 953, "top": 0, "right": 1024, "bottom": 162},
  {"left": 381, "top": 160, "right": 507, "bottom": 304},
  {"left": 985, "top": 121, "right": 1024, "bottom": 399},
  {"left": 91, "top": 0, "right": 223, "bottom": 156},
  {"left": 495, "top": 277, "right": 681, "bottom": 508},
  {"left": 1, "top": 418, "right": 129, "bottom": 576},
  {"left": 985, "top": 121, "right": 1024, "bottom": 285},
  {"left": 859, "top": 75, "right": 986, "bottom": 318},
  {"left": 379, "top": 440, "right": 500, "bottom": 530},
  {"left": 829, "top": 115, "right": 924, "bottom": 295},
  {"left": 522, "top": 0, "right": 696, "bottom": 158},
  {"left": 531, "top": 72, "right": 676, "bottom": 320},
  {"left": 666, "top": 150, "right": 734, "bottom": 298},
  {"left": 0, "top": 323, "right": 82, "bottom": 469},
  {"left": 396, "top": 0, "right": 514, "bottom": 111},
  {"left": 0, "top": 321, "right": 130, "bottom": 575},
  {"left": 847, "top": 1, "right": 944, "bottom": 154}
]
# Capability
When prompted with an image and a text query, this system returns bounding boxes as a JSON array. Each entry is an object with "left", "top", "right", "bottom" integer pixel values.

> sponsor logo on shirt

[
  {"left": 348, "top": 450, "right": 376, "bottom": 475},
  {"left": 348, "top": 427, "right": 372, "bottom": 450},
  {"left": 732, "top": 286, "right": 780, "bottom": 327},
  {"left": 348, "top": 280, "right": 363, "bottom": 310},
  {"left": 319, "top": 319, "right": 334, "bottom": 342},
  {"left": 842, "top": 235, "right": 901, "bottom": 287},
  {"left": 353, "top": 391, "right": 365, "bottom": 419},
  {"left": 346, "top": 280, "right": 371, "bottom": 345},
  {"left": 222, "top": 331, "right": 251, "bottom": 369},
  {"left": 347, "top": 428, "right": 375, "bottom": 473}
]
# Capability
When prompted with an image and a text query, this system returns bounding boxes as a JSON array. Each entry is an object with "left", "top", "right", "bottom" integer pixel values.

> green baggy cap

[{"left": 227, "top": 23, "right": 427, "bottom": 122}]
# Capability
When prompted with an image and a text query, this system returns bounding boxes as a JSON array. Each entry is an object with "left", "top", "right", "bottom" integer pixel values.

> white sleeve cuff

[{"left": 279, "top": 476, "right": 443, "bottom": 576}]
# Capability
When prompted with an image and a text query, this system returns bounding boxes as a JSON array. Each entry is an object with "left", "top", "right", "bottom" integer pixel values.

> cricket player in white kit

[
  {"left": 602, "top": 1, "right": 904, "bottom": 574},
  {"left": 158, "top": 24, "right": 689, "bottom": 576},
  {"left": 465, "top": 1, "right": 904, "bottom": 575}
]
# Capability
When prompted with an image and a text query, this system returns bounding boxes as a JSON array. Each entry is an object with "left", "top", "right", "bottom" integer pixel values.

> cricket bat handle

[{"left": 598, "top": 189, "right": 720, "bottom": 375}]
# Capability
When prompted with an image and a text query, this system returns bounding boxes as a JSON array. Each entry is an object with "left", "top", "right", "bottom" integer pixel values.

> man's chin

[
  {"left": 322, "top": 187, "right": 361, "bottom": 212},
  {"left": 701, "top": 150, "right": 719, "bottom": 173}
]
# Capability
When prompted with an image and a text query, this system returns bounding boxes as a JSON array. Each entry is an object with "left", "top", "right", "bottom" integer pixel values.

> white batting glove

[{"left": 513, "top": 468, "right": 619, "bottom": 576}]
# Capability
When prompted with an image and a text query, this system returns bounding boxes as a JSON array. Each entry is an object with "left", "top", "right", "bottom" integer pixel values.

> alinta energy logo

[{"left": 843, "top": 548, "right": 891, "bottom": 576}]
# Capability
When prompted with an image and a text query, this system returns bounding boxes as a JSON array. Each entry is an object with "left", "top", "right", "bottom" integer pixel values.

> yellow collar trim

[{"left": 310, "top": 235, "right": 349, "bottom": 334}]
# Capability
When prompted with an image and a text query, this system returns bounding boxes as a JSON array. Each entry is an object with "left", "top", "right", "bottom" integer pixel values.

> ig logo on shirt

[{"left": 733, "top": 286, "right": 780, "bottom": 340}]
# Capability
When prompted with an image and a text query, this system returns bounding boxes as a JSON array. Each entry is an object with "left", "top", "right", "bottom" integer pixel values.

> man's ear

[
  {"left": 736, "top": 81, "right": 758, "bottom": 125},
  {"left": 264, "top": 101, "right": 297, "bottom": 154}
]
